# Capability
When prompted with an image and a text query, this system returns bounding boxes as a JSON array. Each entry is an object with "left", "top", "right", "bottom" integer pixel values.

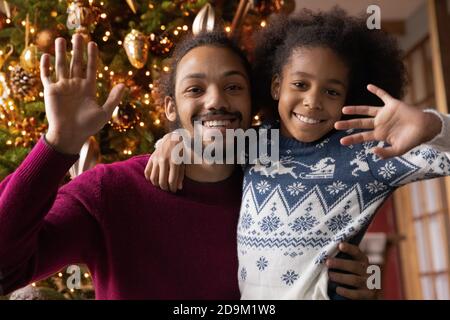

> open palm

[
  {"left": 43, "top": 35, "right": 125, "bottom": 154},
  {"left": 334, "top": 84, "right": 441, "bottom": 159}
]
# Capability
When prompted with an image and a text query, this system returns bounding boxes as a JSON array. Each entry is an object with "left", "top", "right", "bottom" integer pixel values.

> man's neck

[{"left": 185, "top": 163, "right": 236, "bottom": 183}]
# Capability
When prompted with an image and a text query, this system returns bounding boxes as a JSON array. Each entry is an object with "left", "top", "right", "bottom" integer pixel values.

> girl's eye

[
  {"left": 326, "top": 89, "right": 340, "bottom": 97},
  {"left": 293, "top": 82, "right": 308, "bottom": 89}
]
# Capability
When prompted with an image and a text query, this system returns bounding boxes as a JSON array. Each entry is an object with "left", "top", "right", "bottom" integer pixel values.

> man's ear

[
  {"left": 164, "top": 96, "right": 177, "bottom": 122},
  {"left": 271, "top": 74, "right": 281, "bottom": 101}
]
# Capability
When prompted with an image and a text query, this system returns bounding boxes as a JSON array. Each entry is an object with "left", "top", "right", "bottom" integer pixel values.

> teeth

[
  {"left": 295, "top": 114, "right": 321, "bottom": 124},
  {"left": 203, "top": 120, "right": 232, "bottom": 127}
]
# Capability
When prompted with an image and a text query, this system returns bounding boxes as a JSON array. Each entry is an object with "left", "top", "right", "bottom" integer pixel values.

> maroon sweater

[{"left": 0, "top": 137, "right": 242, "bottom": 299}]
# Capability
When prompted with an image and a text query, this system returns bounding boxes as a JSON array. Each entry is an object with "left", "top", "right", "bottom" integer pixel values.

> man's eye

[
  {"left": 326, "top": 89, "right": 340, "bottom": 97},
  {"left": 226, "top": 84, "right": 243, "bottom": 91},
  {"left": 186, "top": 87, "right": 203, "bottom": 94}
]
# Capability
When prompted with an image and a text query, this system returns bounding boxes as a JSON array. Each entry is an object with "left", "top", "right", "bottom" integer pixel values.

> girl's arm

[{"left": 335, "top": 84, "right": 450, "bottom": 186}]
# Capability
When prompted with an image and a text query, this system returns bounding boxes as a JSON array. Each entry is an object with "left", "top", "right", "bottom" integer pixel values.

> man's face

[{"left": 166, "top": 46, "right": 252, "bottom": 143}]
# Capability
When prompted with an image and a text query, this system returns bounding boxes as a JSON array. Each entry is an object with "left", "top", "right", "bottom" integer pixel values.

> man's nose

[{"left": 204, "top": 86, "right": 229, "bottom": 110}]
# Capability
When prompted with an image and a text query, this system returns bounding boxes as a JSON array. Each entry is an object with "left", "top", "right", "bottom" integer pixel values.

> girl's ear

[
  {"left": 164, "top": 96, "right": 177, "bottom": 122},
  {"left": 271, "top": 74, "right": 281, "bottom": 100}
]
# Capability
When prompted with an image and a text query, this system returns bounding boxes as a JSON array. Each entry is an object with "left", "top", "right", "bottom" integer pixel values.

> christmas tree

[{"left": 0, "top": 0, "right": 294, "bottom": 299}]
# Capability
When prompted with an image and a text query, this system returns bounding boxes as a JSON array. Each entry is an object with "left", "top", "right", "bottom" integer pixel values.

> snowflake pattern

[
  {"left": 365, "top": 180, "right": 387, "bottom": 194},
  {"left": 237, "top": 121, "right": 450, "bottom": 298},
  {"left": 289, "top": 215, "right": 319, "bottom": 233},
  {"left": 240, "top": 212, "right": 254, "bottom": 230},
  {"left": 315, "top": 251, "right": 329, "bottom": 265},
  {"left": 378, "top": 161, "right": 396, "bottom": 179},
  {"left": 326, "top": 213, "right": 352, "bottom": 233},
  {"left": 256, "top": 180, "right": 271, "bottom": 194},
  {"left": 286, "top": 182, "right": 306, "bottom": 196},
  {"left": 421, "top": 148, "right": 439, "bottom": 164},
  {"left": 240, "top": 267, "right": 247, "bottom": 281},
  {"left": 259, "top": 214, "right": 282, "bottom": 234},
  {"left": 325, "top": 181, "right": 347, "bottom": 195},
  {"left": 281, "top": 270, "right": 299, "bottom": 286},
  {"left": 256, "top": 257, "right": 268, "bottom": 271}
]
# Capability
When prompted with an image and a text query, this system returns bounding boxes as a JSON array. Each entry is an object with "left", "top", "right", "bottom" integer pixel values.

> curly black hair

[
  {"left": 159, "top": 31, "right": 252, "bottom": 101},
  {"left": 251, "top": 8, "right": 408, "bottom": 110}
]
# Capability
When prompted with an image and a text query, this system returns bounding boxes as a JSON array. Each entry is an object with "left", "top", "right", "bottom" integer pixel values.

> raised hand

[
  {"left": 334, "top": 84, "right": 441, "bottom": 159},
  {"left": 43, "top": 34, "right": 126, "bottom": 154}
]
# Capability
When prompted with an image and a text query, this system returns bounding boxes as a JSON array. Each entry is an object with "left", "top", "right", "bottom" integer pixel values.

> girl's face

[{"left": 272, "top": 47, "right": 349, "bottom": 142}]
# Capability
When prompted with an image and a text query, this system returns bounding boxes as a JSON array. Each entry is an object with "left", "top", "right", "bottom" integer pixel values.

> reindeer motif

[{"left": 350, "top": 150, "right": 370, "bottom": 176}]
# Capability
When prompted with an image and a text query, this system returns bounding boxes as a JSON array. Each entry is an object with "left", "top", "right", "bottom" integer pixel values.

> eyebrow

[
  {"left": 290, "top": 71, "right": 347, "bottom": 88},
  {"left": 180, "top": 70, "right": 248, "bottom": 83}
]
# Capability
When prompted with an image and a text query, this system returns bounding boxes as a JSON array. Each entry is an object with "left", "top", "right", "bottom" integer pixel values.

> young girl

[
  {"left": 146, "top": 9, "right": 449, "bottom": 299},
  {"left": 237, "top": 9, "right": 448, "bottom": 299}
]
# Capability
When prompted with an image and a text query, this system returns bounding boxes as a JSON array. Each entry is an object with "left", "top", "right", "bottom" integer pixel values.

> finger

[
  {"left": 178, "top": 164, "right": 185, "bottom": 190},
  {"left": 144, "top": 158, "right": 153, "bottom": 181},
  {"left": 168, "top": 162, "right": 179, "bottom": 193},
  {"left": 367, "top": 84, "right": 393, "bottom": 104},
  {"left": 55, "top": 37, "right": 69, "bottom": 80},
  {"left": 102, "top": 84, "right": 126, "bottom": 120},
  {"left": 372, "top": 146, "right": 398, "bottom": 159},
  {"left": 338, "top": 243, "right": 369, "bottom": 265},
  {"left": 334, "top": 118, "right": 375, "bottom": 130},
  {"left": 341, "top": 105, "right": 379, "bottom": 117},
  {"left": 340, "top": 131, "right": 375, "bottom": 146},
  {"left": 86, "top": 41, "right": 98, "bottom": 84},
  {"left": 149, "top": 158, "right": 160, "bottom": 187},
  {"left": 336, "top": 287, "right": 375, "bottom": 300},
  {"left": 158, "top": 160, "right": 169, "bottom": 191},
  {"left": 70, "top": 34, "right": 85, "bottom": 78},
  {"left": 326, "top": 258, "right": 366, "bottom": 276},
  {"left": 40, "top": 53, "right": 52, "bottom": 87},
  {"left": 328, "top": 272, "right": 366, "bottom": 289}
]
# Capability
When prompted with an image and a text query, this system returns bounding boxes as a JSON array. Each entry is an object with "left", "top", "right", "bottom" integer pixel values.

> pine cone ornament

[{"left": 9, "top": 65, "right": 40, "bottom": 102}]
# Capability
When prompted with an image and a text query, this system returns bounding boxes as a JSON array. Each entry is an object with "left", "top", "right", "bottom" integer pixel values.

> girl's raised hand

[{"left": 334, "top": 84, "right": 441, "bottom": 159}]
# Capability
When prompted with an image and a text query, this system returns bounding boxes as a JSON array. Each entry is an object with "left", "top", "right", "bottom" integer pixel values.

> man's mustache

[{"left": 191, "top": 109, "right": 243, "bottom": 123}]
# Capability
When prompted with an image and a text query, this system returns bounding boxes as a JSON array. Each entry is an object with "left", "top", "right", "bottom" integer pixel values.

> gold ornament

[
  {"left": 66, "top": 0, "right": 97, "bottom": 38},
  {"left": 0, "top": 72, "right": 10, "bottom": 105},
  {"left": 20, "top": 15, "right": 39, "bottom": 72},
  {"left": 36, "top": 29, "right": 57, "bottom": 54},
  {"left": 69, "top": 136, "right": 100, "bottom": 179},
  {"left": 20, "top": 44, "right": 39, "bottom": 72},
  {"left": 110, "top": 101, "right": 140, "bottom": 132},
  {"left": 123, "top": 29, "right": 149, "bottom": 69},
  {"left": 0, "top": 43, "right": 13, "bottom": 69},
  {"left": 192, "top": 3, "right": 215, "bottom": 35},
  {"left": 125, "top": 0, "right": 138, "bottom": 14},
  {"left": 0, "top": 0, "right": 11, "bottom": 18},
  {"left": 280, "top": 0, "right": 295, "bottom": 14}
]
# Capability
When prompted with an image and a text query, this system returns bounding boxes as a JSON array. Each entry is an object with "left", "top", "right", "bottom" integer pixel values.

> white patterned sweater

[{"left": 238, "top": 110, "right": 450, "bottom": 299}]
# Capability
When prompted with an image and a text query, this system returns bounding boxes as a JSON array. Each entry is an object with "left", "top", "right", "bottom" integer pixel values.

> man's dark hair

[
  {"left": 252, "top": 8, "right": 408, "bottom": 109},
  {"left": 160, "top": 31, "right": 253, "bottom": 103}
]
